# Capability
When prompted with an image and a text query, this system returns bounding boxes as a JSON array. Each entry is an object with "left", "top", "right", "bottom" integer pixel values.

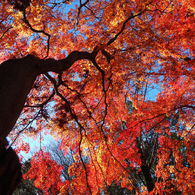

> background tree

[
  {"left": 46, "top": 140, "right": 75, "bottom": 181},
  {"left": 13, "top": 159, "right": 44, "bottom": 195},
  {"left": 0, "top": 0, "right": 195, "bottom": 194}
]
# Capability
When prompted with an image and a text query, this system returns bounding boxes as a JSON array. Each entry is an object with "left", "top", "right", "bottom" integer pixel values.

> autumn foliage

[{"left": 1, "top": 0, "right": 195, "bottom": 194}]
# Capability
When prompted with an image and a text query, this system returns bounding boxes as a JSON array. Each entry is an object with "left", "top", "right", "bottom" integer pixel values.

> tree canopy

[{"left": 0, "top": 0, "right": 195, "bottom": 194}]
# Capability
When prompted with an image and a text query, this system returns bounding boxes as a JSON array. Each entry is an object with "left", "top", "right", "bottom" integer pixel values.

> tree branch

[
  {"left": 38, "top": 50, "right": 97, "bottom": 73},
  {"left": 0, "top": 27, "right": 13, "bottom": 39},
  {"left": 107, "top": 12, "right": 143, "bottom": 46}
]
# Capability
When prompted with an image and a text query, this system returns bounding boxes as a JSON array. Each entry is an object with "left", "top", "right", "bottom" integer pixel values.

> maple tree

[{"left": 0, "top": 0, "right": 195, "bottom": 194}]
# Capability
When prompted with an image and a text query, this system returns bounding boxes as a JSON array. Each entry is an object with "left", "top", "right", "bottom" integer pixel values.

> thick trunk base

[{"left": 0, "top": 142, "right": 22, "bottom": 195}]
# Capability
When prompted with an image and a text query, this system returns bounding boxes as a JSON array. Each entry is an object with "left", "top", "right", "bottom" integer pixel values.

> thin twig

[{"left": 0, "top": 26, "right": 13, "bottom": 39}]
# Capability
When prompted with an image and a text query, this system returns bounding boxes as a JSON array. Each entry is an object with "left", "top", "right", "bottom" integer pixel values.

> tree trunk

[
  {"left": 0, "top": 51, "right": 94, "bottom": 140},
  {"left": 0, "top": 55, "right": 40, "bottom": 195},
  {"left": 0, "top": 55, "right": 40, "bottom": 139},
  {"left": 0, "top": 146, "right": 22, "bottom": 195},
  {"left": 0, "top": 51, "right": 94, "bottom": 194},
  {"left": 141, "top": 162, "right": 155, "bottom": 192}
]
